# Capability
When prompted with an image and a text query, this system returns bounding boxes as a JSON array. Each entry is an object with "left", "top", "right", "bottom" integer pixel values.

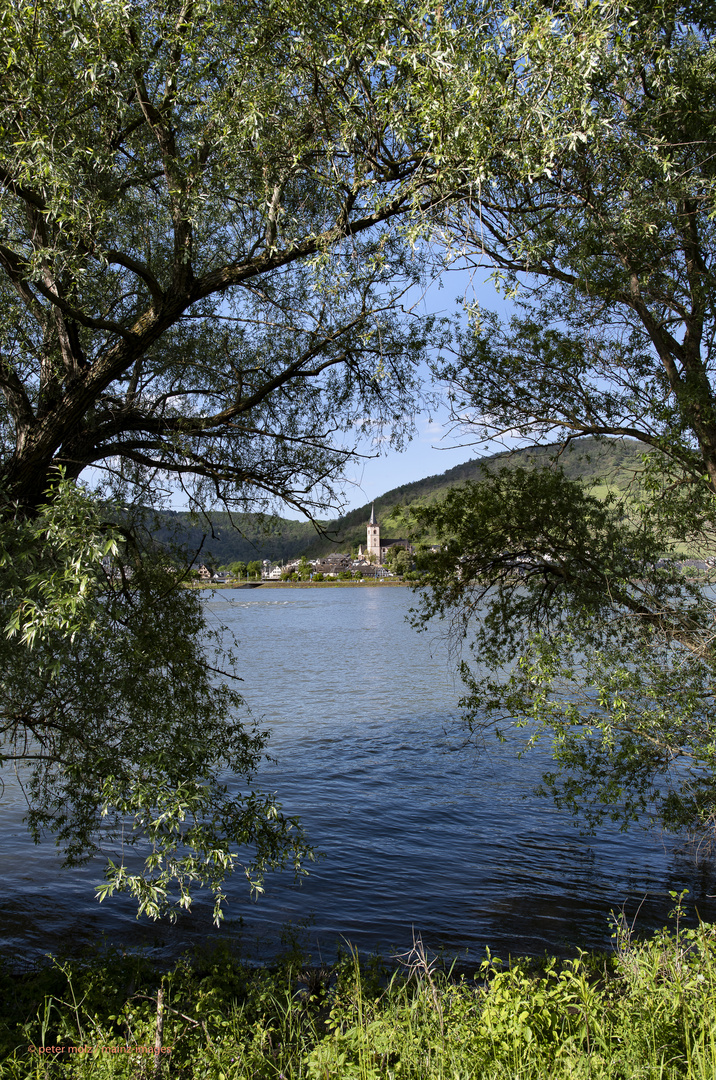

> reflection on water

[{"left": 2, "top": 586, "right": 715, "bottom": 963}]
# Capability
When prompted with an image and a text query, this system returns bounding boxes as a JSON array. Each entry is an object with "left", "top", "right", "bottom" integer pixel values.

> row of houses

[
  {"left": 280, "top": 553, "right": 392, "bottom": 579},
  {"left": 195, "top": 554, "right": 391, "bottom": 582},
  {"left": 196, "top": 550, "right": 398, "bottom": 582}
]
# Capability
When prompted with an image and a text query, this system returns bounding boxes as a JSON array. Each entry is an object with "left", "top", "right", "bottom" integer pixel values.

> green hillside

[{"left": 155, "top": 437, "right": 648, "bottom": 566}]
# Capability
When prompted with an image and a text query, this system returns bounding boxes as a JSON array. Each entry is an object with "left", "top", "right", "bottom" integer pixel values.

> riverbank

[
  {"left": 188, "top": 578, "right": 411, "bottom": 588},
  {"left": 262, "top": 578, "right": 409, "bottom": 588},
  {"left": 3, "top": 917, "right": 715, "bottom": 1079}
]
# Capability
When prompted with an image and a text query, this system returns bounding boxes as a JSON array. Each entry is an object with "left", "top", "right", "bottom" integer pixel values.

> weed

[{"left": 1, "top": 912, "right": 716, "bottom": 1078}]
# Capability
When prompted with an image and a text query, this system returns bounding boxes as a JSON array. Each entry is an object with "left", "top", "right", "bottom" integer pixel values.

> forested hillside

[{"left": 156, "top": 437, "right": 646, "bottom": 566}]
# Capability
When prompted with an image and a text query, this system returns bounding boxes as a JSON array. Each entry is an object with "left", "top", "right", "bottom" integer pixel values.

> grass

[{"left": 2, "top": 907, "right": 716, "bottom": 1079}]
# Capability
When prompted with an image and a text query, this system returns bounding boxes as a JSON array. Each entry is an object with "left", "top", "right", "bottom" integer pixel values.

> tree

[
  {"left": 411, "top": 0, "right": 716, "bottom": 843},
  {"left": 297, "top": 556, "right": 311, "bottom": 581},
  {"left": 386, "top": 546, "right": 412, "bottom": 576},
  {"left": 0, "top": 0, "right": 461, "bottom": 917},
  {"left": 0, "top": 0, "right": 460, "bottom": 518}
]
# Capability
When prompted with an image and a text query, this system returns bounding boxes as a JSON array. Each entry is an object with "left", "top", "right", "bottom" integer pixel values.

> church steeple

[{"left": 366, "top": 504, "right": 381, "bottom": 563}]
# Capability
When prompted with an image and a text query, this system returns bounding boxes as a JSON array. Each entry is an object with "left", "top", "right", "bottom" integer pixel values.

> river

[{"left": 2, "top": 585, "right": 715, "bottom": 965}]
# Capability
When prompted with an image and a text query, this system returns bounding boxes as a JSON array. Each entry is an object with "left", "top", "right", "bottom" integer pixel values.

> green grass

[{"left": 3, "top": 911, "right": 716, "bottom": 1079}]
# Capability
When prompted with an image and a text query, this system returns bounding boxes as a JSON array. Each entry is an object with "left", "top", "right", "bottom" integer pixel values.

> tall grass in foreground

[{"left": 2, "top": 910, "right": 716, "bottom": 1078}]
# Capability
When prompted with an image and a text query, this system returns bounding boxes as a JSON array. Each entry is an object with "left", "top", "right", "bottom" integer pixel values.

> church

[{"left": 358, "top": 504, "right": 412, "bottom": 566}]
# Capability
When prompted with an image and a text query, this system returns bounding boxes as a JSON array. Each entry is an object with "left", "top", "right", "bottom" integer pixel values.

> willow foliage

[{"left": 412, "top": 0, "right": 716, "bottom": 842}]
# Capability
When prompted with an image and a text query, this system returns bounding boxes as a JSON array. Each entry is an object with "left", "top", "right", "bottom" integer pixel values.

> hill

[{"left": 154, "top": 437, "right": 647, "bottom": 567}]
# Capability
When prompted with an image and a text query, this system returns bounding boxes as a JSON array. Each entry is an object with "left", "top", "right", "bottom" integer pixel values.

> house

[
  {"left": 352, "top": 561, "right": 390, "bottom": 578},
  {"left": 313, "top": 553, "right": 351, "bottom": 575}
]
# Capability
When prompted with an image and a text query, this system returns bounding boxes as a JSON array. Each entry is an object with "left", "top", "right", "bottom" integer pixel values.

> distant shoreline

[
  {"left": 262, "top": 579, "right": 408, "bottom": 587},
  {"left": 189, "top": 579, "right": 410, "bottom": 589}
]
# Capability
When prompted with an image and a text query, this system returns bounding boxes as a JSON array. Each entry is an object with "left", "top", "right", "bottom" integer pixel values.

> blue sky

[{"left": 336, "top": 263, "right": 517, "bottom": 514}]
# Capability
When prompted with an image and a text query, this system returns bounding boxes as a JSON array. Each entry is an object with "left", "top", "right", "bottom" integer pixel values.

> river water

[{"left": 2, "top": 585, "right": 715, "bottom": 965}]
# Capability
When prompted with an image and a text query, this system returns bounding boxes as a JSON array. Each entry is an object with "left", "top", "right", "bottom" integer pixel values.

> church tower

[{"left": 366, "top": 504, "right": 381, "bottom": 563}]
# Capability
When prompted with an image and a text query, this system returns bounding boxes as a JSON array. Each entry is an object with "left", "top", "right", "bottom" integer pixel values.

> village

[{"left": 195, "top": 505, "right": 420, "bottom": 583}]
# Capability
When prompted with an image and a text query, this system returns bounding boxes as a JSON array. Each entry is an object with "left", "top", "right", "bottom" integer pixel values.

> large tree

[
  {"left": 0, "top": 0, "right": 462, "bottom": 917},
  {"left": 0, "top": 0, "right": 458, "bottom": 517},
  {"left": 411, "top": 0, "right": 716, "bottom": 843}
]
